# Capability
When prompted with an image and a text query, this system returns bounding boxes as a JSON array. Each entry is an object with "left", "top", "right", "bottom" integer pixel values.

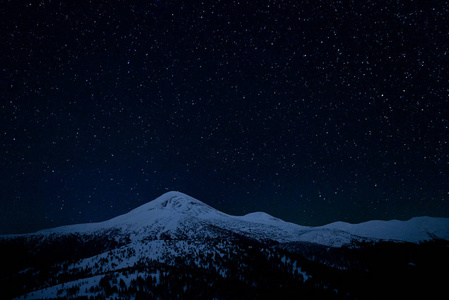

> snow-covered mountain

[
  {"left": 28, "top": 191, "right": 449, "bottom": 247},
  {"left": 2, "top": 192, "right": 449, "bottom": 299}
]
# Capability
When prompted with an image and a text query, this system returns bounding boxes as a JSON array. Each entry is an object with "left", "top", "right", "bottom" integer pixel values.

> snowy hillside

[
  {"left": 321, "top": 216, "right": 449, "bottom": 244},
  {"left": 2, "top": 191, "right": 448, "bottom": 300},
  {"left": 28, "top": 191, "right": 449, "bottom": 247}
]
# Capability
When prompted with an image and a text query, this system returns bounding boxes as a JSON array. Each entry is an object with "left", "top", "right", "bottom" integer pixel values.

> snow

[
  {"left": 8, "top": 191, "right": 449, "bottom": 300},
  {"left": 239, "top": 212, "right": 285, "bottom": 224},
  {"left": 321, "top": 216, "right": 449, "bottom": 244},
  {"left": 10, "top": 191, "right": 449, "bottom": 248},
  {"left": 292, "top": 261, "right": 310, "bottom": 282},
  {"left": 15, "top": 274, "right": 105, "bottom": 300}
]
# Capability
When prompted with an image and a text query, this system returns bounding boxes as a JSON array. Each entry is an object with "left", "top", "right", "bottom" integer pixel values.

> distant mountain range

[
  {"left": 20, "top": 191, "right": 449, "bottom": 246},
  {"left": 2, "top": 191, "right": 448, "bottom": 299}
]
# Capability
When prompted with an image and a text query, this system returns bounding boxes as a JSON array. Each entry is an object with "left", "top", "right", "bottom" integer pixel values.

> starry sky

[{"left": 1, "top": 0, "right": 448, "bottom": 234}]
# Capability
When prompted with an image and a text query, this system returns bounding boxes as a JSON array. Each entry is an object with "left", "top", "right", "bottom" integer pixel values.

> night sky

[{"left": 1, "top": 0, "right": 448, "bottom": 234}]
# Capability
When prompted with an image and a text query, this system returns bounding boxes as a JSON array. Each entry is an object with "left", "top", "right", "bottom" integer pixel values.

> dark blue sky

[{"left": 1, "top": 0, "right": 448, "bottom": 234}]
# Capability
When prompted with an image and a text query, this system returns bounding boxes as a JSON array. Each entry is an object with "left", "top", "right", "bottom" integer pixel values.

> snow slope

[
  {"left": 21, "top": 191, "right": 449, "bottom": 247},
  {"left": 6, "top": 192, "right": 448, "bottom": 300},
  {"left": 321, "top": 216, "right": 449, "bottom": 243}
]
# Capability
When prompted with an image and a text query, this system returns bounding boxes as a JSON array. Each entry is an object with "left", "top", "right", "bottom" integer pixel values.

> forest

[{"left": 1, "top": 233, "right": 448, "bottom": 299}]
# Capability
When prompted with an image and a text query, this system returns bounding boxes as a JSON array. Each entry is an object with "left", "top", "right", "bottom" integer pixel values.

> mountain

[
  {"left": 24, "top": 191, "right": 449, "bottom": 247},
  {"left": 1, "top": 191, "right": 448, "bottom": 299}
]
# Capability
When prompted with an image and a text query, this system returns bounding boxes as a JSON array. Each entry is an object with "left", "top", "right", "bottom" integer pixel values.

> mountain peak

[
  {"left": 158, "top": 190, "right": 191, "bottom": 199},
  {"left": 28, "top": 192, "right": 449, "bottom": 248},
  {"left": 154, "top": 191, "right": 202, "bottom": 205},
  {"left": 242, "top": 212, "right": 284, "bottom": 224},
  {"left": 35, "top": 191, "right": 217, "bottom": 234},
  {"left": 149, "top": 191, "right": 214, "bottom": 213},
  {"left": 109, "top": 191, "right": 219, "bottom": 225}
]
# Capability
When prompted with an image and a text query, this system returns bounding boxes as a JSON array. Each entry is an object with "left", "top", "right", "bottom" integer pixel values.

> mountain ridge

[
  {"left": 2, "top": 191, "right": 449, "bottom": 299},
  {"left": 4, "top": 191, "right": 449, "bottom": 247}
]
